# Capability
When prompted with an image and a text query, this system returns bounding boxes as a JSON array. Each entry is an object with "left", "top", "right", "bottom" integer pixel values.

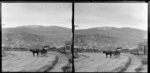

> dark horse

[
  {"left": 103, "top": 50, "right": 113, "bottom": 58},
  {"left": 30, "top": 49, "right": 41, "bottom": 56}
]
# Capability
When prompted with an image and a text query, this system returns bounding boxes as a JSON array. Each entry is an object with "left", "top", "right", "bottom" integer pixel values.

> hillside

[
  {"left": 74, "top": 27, "right": 147, "bottom": 50},
  {"left": 2, "top": 26, "right": 147, "bottom": 50},
  {"left": 2, "top": 25, "right": 71, "bottom": 49}
]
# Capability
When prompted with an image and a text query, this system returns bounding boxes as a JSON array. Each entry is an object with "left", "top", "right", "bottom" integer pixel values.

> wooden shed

[
  {"left": 65, "top": 41, "right": 79, "bottom": 58},
  {"left": 65, "top": 41, "right": 72, "bottom": 53},
  {"left": 138, "top": 41, "right": 147, "bottom": 55}
]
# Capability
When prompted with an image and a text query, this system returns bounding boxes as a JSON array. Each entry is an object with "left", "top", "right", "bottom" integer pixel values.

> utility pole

[
  {"left": 71, "top": 2, "right": 75, "bottom": 73},
  {"left": 71, "top": 2, "right": 78, "bottom": 72}
]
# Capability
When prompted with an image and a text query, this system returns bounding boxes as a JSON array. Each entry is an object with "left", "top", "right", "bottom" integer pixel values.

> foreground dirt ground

[
  {"left": 2, "top": 51, "right": 147, "bottom": 72},
  {"left": 74, "top": 53, "right": 130, "bottom": 72},
  {"left": 74, "top": 53, "right": 147, "bottom": 72},
  {"left": 2, "top": 51, "right": 57, "bottom": 72}
]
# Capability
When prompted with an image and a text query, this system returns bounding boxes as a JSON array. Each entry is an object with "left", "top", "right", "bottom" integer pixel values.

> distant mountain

[
  {"left": 2, "top": 25, "right": 147, "bottom": 50},
  {"left": 2, "top": 25, "right": 71, "bottom": 49},
  {"left": 74, "top": 27, "right": 147, "bottom": 50}
]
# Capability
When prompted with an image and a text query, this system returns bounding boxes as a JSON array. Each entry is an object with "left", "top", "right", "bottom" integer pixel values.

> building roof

[
  {"left": 138, "top": 42, "right": 147, "bottom": 46},
  {"left": 65, "top": 41, "right": 72, "bottom": 45}
]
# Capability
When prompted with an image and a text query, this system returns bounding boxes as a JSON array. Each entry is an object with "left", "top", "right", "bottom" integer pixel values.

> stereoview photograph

[
  {"left": 74, "top": 3, "right": 147, "bottom": 72},
  {"left": 2, "top": 3, "right": 73, "bottom": 72}
]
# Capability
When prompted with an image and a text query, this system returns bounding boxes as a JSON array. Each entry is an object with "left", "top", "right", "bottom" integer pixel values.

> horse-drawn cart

[
  {"left": 57, "top": 46, "right": 66, "bottom": 54},
  {"left": 57, "top": 41, "right": 79, "bottom": 59}
]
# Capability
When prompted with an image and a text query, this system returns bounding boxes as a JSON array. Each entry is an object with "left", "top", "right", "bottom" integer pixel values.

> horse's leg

[
  {"left": 113, "top": 52, "right": 115, "bottom": 58},
  {"left": 37, "top": 52, "right": 39, "bottom": 56},
  {"left": 106, "top": 54, "right": 107, "bottom": 58},
  {"left": 33, "top": 53, "right": 35, "bottom": 56},
  {"left": 114, "top": 54, "right": 116, "bottom": 57}
]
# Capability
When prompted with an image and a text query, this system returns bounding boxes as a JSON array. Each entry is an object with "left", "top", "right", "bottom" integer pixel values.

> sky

[
  {"left": 75, "top": 3, "right": 148, "bottom": 31},
  {"left": 2, "top": 3, "right": 72, "bottom": 28}
]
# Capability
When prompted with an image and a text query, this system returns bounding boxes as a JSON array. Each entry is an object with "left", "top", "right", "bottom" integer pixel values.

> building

[
  {"left": 65, "top": 41, "right": 79, "bottom": 58},
  {"left": 138, "top": 40, "right": 147, "bottom": 55},
  {"left": 65, "top": 41, "right": 72, "bottom": 53},
  {"left": 2, "top": 44, "right": 6, "bottom": 57}
]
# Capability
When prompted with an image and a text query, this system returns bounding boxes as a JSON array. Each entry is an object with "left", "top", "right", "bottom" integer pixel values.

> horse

[
  {"left": 30, "top": 49, "right": 41, "bottom": 56},
  {"left": 103, "top": 50, "right": 113, "bottom": 58}
]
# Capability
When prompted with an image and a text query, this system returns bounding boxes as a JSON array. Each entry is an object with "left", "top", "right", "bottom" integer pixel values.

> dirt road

[
  {"left": 2, "top": 51, "right": 71, "bottom": 72},
  {"left": 47, "top": 52, "right": 70, "bottom": 72},
  {"left": 122, "top": 54, "right": 147, "bottom": 72},
  {"left": 122, "top": 54, "right": 142, "bottom": 72},
  {"left": 3, "top": 51, "right": 146, "bottom": 72},
  {"left": 2, "top": 51, "right": 56, "bottom": 72},
  {"left": 75, "top": 53, "right": 130, "bottom": 72}
]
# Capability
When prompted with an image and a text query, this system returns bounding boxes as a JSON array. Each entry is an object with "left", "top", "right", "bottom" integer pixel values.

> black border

[{"left": 0, "top": 0, "right": 148, "bottom": 3}]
